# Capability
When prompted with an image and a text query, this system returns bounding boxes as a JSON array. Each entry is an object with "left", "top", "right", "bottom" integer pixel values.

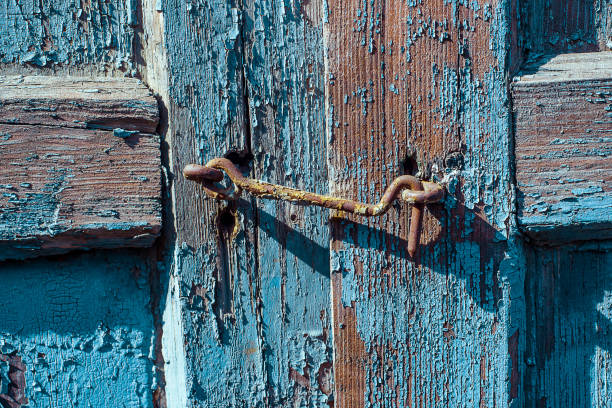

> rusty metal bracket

[{"left": 183, "top": 158, "right": 444, "bottom": 256}]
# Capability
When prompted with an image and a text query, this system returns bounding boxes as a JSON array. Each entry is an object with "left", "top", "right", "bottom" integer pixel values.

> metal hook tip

[{"left": 183, "top": 164, "right": 224, "bottom": 182}]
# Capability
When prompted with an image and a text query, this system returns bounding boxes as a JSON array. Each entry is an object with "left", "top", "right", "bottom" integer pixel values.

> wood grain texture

[
  {"left": 0, "top": 76, "right": 161, "bottom": 260},
  {"left": 0, "top": 0, "right": 137, "bottom": 71},
  {"left": 520, "top": 0, "right": 611, "bottom": 55},
  {"left": 242, "top": 0, "right": 333, "bottom": 405},
  {"left": 0, "top": 75, "right": 158, "bottom": 132},
  {"left": 325, "top": 0, "right": 520, "bottom": 406},
  {"left": 513, "top": 52, "right": 612, "bottom": 242},
  {"left": 524, "top": 245, "right": 612, "bottom": 408},
  {"left": 160, "top": 0, "right": 331, "bottom": 406},
  {"left": 161, "top": 2, "right": 256, "bottom": 406}
]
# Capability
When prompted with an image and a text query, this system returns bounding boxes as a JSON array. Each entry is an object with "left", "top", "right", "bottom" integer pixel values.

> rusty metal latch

[{"left": 183, "top": 158, "right": 444, "bottom": 256}]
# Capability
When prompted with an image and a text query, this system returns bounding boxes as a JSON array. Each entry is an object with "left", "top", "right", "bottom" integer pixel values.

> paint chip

[{"left": 113, "top": 128, "right": 139, "bottom": 138}]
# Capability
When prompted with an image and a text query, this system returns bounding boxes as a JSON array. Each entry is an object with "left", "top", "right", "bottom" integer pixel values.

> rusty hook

[{"left": 183, "top": 158, "right": 444, "bottom": 256}]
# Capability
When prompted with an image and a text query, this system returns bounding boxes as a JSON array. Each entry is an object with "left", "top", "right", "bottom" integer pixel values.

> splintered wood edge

[
  {"left": 513, "top": 52, "right": 612, "bottom": 84},
  {"left": 0, "top": 76, "right": 161, "bottom": 259},
  {"left": 512, "top": 52, "right": 612, "bottom": 242}
]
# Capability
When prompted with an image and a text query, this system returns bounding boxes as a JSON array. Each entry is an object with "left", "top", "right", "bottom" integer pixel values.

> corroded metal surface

[
  {"left": 184, "top": 158, "right": 444, "bottom": 212},
  {"left": 184, "top": 157, "right": 444, "bottom": 256}
]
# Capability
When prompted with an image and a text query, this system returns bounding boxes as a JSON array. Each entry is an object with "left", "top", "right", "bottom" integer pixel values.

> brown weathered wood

[
  {"left": 0, "top": 75, "right": 159, "bottom": 132},
  {"left": 325, "top": 1, "right": 515, "bottom": 406},
  {"left": 0, "top": 76, "right": 161, "bottom": 260},
  {"left": 513, "top": 52, "right": 612, "bottom": 242},
  {"left": 522, "top": 0, "right": 611, "bottom": 54},
  {"left": 325, "top": 1, "right": 459, "bottom": 403}
]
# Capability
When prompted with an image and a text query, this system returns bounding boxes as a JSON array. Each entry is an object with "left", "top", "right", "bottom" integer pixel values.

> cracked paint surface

[
  {"left": 325, "top": 0, "right": 524, "bottom": 406},
  {"left": 0, "top": 0, "right": 610, "bottom": 407},
  {"left": 0, "top": 251, "right": 156, "bottom": 407},
  {"left": 162, "top": 0, "right": 332, "bottom": 406},
  {"left": 0, "top": 0, "right": 136, "bottom": 71}
]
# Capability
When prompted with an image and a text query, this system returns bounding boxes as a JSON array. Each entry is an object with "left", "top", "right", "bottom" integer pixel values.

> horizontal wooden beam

[
  {"left": 0, "top": 76, "right": 159, "bottom": 132},
  {"left": 0, "top": 76, "right": 161, "bottom": 260},
  {"left": 513, "top": 52, "right": 612, "bottom": 242}
]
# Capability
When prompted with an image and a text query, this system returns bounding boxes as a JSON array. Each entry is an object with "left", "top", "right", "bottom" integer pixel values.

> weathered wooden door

[{"left": 1, "top": 0, "right": 611, "bottom": 407}]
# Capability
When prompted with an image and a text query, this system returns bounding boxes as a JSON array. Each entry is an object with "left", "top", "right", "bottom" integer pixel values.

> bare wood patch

[
  {"left": 0, "top": 75, "right": 158, "bottom": 132},
  {"left": 0, "top": 76, "right": 161, "bottom": 259},
  {"left": 325, "top": 0, "right": 513, "bottom": 406}
]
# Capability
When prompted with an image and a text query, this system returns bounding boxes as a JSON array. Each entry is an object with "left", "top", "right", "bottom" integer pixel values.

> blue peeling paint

[
  {"left": 0, "top": 0, "right": 135, "bottom": 71},
  {"left": 0, "top": 171, "right": 69, "bottom": 242},
  {"left": 325, "top": 0, "right": 531, "bottom": 406},
  {"left": 1, "top": 0, "right": 608, "bottom": 406},
  {"left": 0, "top": 250, "right": 156, "bottom": 407},
  {"left": 162, "top": 0, "right": 332, "bottom": 405},
  {"left": 113, "top": 128, "right": 140, "bottom": 138}
]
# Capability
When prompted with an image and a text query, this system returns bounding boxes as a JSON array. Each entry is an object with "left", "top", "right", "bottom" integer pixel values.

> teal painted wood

[
  {"left": 161, "top": 0, "right": 330, "bottom": 406},
  {"left": 520, "top": 0, "right": 611, "bottom": 54},
  {"left": 0, "top": 1, "right": 609, "bottom": 407},
  {"left": 524, "top": 246, "right": 612, "bottom": 407},
  {"left": 161, "top": 2, "right": 261, "bottom": 406},
  {"left": 0, "top": 250, "right": 157, "bottom": 407},
  {"left": 0, "top": 0, "right": 136, "bottom": 71},
  {"left": 242, "top": 0, "right": 333, "bottom": 405},
  {"left": 515, "top": 2, "right": 612, "bottom": 406}
]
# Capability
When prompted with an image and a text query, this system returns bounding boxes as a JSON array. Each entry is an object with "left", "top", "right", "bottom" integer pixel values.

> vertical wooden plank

[
  {"left": 524, "top": 246, "right": 612, "bottom": 407},
  {"left": 242, "top": 0, "right": 333, "bottom": 405},
  {"left": 324, "top": 1, "right": 521, "bottom": 406},
  {"left": 160, "top": 0, "right": 332, "bottom": 406},
  {"left": 325, "top": 2, "right": 459, "bottom": 405},
  {"left": 160, "top": 1, "right": 264, "bottom": 406},
  {"left": 136, "top": 2, "right": 175, "bottom": 406}
]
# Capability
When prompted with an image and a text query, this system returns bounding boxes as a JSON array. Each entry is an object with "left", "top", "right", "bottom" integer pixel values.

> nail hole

[
  {"left": 217, "top": 206, "right": 237, "bottom": 237},
  {"left": 401, "top": 153, "right": 418, "bottom": 176},
  {"left": 444, "top": 151, "right": 464, "bottom": 170},
  {"left": 224, "top": 148, "right": 254, "bottom": 167},
  {"left": 290, "top": 213, "right": 298, "bottom": 222}
]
